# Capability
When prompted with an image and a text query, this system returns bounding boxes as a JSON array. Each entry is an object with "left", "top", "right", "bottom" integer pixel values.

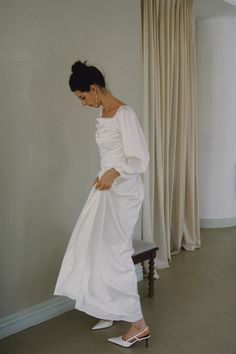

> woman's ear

[{"left": 90, "top": 84, "right": 96, "bottom": 93}]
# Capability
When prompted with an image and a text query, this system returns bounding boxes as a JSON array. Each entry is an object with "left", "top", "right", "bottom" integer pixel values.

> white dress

[{"left": 53, "top": 105, "right": 150, "bottom": 322}]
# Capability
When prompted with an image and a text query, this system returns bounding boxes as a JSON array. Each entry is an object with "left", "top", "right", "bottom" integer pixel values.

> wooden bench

[{"left": 132, "top": 239, "right": 159, "bottom": 297}]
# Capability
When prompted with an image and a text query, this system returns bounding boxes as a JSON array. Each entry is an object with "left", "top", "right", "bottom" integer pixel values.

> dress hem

[{"left": 53, "top": 293, "right": 143, "bottom": 322}]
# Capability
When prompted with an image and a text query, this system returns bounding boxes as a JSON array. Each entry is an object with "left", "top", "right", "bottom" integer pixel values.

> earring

[{"left": 94, "top": 93, "right": 98, "bottom": 108}]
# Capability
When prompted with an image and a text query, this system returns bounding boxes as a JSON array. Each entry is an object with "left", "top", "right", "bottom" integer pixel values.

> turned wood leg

[{"left": 148, "top": 256, "right": 155, "bottom": 297}]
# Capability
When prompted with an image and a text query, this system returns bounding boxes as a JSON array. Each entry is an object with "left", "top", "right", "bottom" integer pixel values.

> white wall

[
  {"left": 0, "top": 0, "right": 141, "bottom": 318},
  {"left": 196, "top": 16, "right": 236, "bottom": 225}
]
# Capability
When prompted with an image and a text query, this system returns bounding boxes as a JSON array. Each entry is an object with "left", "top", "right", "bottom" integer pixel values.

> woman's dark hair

[{"left": 69, "top": 60, "right": 106, "bottom": 92}]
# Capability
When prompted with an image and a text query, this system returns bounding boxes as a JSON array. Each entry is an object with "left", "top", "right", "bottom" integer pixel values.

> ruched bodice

[
  {"left": 95, "top": 105, "right": 149, "bottom": 179},
  {"left": 95, "top": 116, "right": 128, "bottom": 177}
]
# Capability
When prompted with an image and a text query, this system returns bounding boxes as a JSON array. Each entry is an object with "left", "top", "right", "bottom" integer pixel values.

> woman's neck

[{"left": 99, "top": 89, "right": 124, "bottom": 113}]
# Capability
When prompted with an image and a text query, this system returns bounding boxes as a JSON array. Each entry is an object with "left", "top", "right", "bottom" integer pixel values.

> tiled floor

[{"left": 0, "top": 227, "right": 236, "bottom": 354}]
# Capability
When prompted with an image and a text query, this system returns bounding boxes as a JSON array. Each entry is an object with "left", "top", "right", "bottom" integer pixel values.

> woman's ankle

[{"left": 132, "top": 318, "right": 148, "bottom": 330}]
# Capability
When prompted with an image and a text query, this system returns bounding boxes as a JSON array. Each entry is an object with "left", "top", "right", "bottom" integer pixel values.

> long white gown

[{"left": 53, "top": 105, "right": 150, "bottom": 322}]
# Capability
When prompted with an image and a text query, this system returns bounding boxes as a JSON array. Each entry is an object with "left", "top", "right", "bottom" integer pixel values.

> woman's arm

[{"left": 112, "top": 106, "right": 150, "bottom": 178}]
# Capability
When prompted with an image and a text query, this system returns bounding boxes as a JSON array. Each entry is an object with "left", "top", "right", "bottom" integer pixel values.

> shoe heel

[{"left": 145, "top": 338, "right": 149, "bottom": 348}]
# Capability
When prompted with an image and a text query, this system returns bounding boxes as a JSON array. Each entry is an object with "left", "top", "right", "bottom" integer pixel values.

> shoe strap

[{"left": 127, "top": 326, "right": 149, "bottom": 342}]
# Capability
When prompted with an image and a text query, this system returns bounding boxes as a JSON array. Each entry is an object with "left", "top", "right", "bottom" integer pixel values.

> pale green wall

[{"left": 0, "top": 0, "right": 141, "bottom": 317}]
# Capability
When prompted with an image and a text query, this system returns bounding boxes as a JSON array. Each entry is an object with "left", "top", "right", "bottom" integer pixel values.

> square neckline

[{"left": 97, "top": 104, "right": 128, "bottom": 120}]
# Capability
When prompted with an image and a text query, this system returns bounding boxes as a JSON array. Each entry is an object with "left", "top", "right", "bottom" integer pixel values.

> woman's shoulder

[
  {"left": 116, "top": 105, "right": 139, "bottom": 130},
  {"left": 117, "top": 104, "right": 137, "bottom": 117}
]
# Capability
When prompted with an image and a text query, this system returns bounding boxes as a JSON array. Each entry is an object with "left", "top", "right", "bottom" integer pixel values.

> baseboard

[
  {"left": 0, "top": 297, "right": 75, "bottom": 340},
  {"left": 200, "top": 216, "right": 236, "bottom": 228},
  {"left": 0, "top": 265, "right": 143, "bottom": 339},
  {"left": 135, "top": 263, "right": 143, "bottom": 281}
]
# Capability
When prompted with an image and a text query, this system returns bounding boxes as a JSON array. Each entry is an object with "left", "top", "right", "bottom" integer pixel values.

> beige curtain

[{"left": 141, "top": 0, "right": 201, "bottom": 274}]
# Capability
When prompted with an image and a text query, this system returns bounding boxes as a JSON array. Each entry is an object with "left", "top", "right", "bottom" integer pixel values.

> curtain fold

[{"left": 141, "top": 0, "right": 201, "bottom": 273}]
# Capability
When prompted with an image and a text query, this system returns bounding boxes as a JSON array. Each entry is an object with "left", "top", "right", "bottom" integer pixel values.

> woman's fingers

[
  {"left": 95, "top": 181, "right": 111, "bottom": 190},
  {"left": 93, "top": 177, "right": 99, "bottom": 186},
  {"left": 95, "top": 173, "right": 115, "bottom": 190}
]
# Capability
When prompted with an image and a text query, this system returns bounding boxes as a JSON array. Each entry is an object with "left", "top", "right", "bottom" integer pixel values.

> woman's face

[{"left": 74, "top": 88, "right": 97, "bottom": 107}]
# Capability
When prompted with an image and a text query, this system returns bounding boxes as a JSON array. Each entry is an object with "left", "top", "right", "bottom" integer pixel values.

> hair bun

[{"left": 71, "top": 60, "right": 88, "bottom": 74}]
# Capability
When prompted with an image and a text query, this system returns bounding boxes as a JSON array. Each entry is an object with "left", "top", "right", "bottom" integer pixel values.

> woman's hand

[
  {"left": 95, "top": 168, "right": 120, "bottom": 190},
  {"left": 93, "top": 176, "right": 100, "bottom": 186}
]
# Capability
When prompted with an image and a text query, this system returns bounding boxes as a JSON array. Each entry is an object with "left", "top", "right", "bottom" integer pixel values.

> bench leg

[{"left": 148, "top": 256, "right": 155, "bottom": 297}]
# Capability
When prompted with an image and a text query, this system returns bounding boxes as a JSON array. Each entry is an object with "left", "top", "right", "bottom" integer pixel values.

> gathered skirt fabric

[{"left": 53, "top": 173, "right": 144, "bottom": 322}]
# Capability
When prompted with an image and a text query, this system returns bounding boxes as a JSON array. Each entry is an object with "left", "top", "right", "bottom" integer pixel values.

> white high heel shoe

[
  {"left": 107, "top": 326, "right": 150, "bottom": 348},
  {"left": 91, "top": 319, "right": 114, "bottom": 330}
]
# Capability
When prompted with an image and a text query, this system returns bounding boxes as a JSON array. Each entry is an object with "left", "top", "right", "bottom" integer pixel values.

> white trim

[
  {"left": 200, "top": 217, "right": 236, "bottom": 228},
  {"left": 223, "top": 0, "right": 236, "bottom": 7},
  {"left": 135, "top": 263, "right": 143, "bottom": 281},
  {"left": 0, "top": 297, "right": 75, "bottom": 339},
  {"left": 0, "top": 266, "right": 143, "bottom": 339}
]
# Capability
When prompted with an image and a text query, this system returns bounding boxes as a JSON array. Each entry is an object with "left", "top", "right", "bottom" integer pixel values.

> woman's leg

[{"left": 122, "top": 317, "right": 150, "bottom": 341}]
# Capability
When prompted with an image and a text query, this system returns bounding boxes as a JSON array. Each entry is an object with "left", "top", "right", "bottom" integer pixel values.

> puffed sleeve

[{"left": 112, "top": 106, "right": 150, "bottom": 178}]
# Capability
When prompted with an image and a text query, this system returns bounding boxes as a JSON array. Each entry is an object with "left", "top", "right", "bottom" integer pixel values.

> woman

[{"left": 54, "top": 60, "right": 151, "bottom": 348}]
